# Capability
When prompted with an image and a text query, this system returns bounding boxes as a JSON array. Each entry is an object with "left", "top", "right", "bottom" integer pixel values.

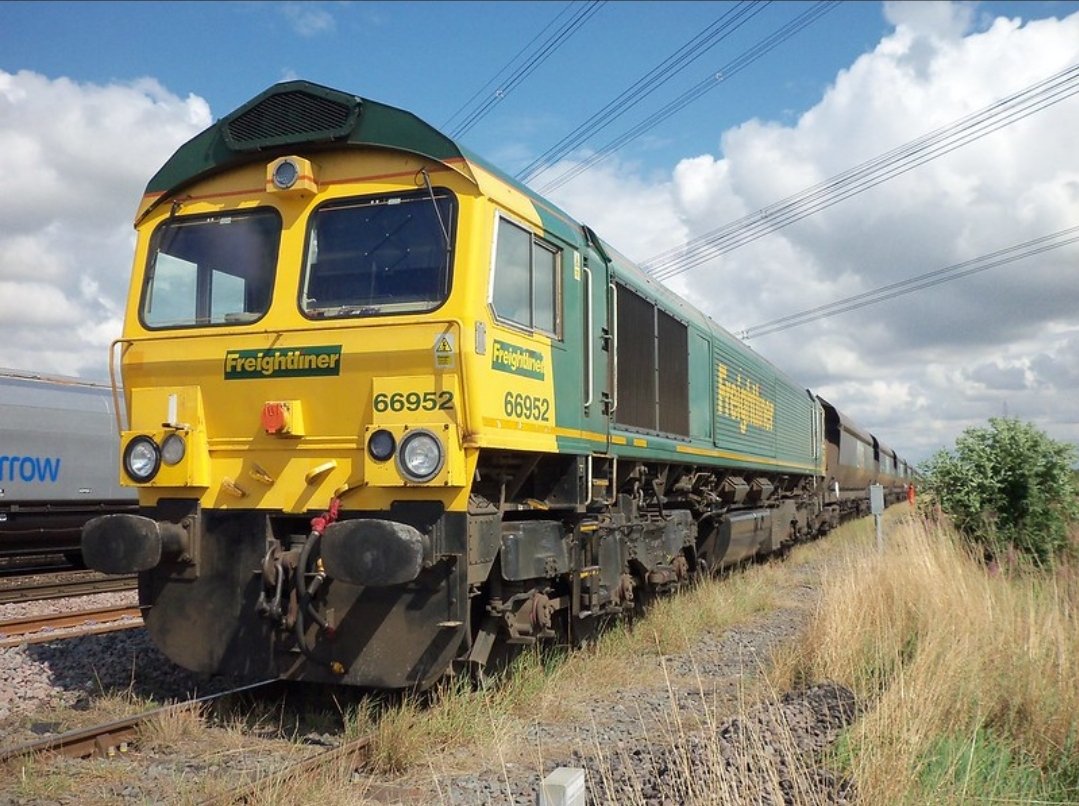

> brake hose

[{"left": 293, "top": 498, "right": 344, "bottom": 674}]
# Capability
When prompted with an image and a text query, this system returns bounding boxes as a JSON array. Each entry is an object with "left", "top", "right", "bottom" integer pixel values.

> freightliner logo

[
  {"left": 491, "top": 340, "right": 545, "bottom": 380},
  {"left": 224, "top": 346, "right": 342, "bottom": 380}
]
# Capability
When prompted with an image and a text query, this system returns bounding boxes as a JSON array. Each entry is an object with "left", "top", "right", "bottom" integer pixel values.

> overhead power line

[
  {"left": 535, "top": 0, "right": 840, "bottom": 194},
  {"left": 515, "top": 0, "right": 768, "bottom": 183},
  {"left": 740, "top": 224, "right": 1079, "bottom": 339},
  {"left": 643, "top": 62, "right": 1079, "bottom": 282},
  {"left": 442, "top": 2, "right": 579, "bottom": 131},
  {"left": 445, "top": 1, "right": 605, "bottom": 139}
]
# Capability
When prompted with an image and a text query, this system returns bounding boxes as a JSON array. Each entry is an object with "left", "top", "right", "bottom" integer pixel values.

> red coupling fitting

[{"left": 309, "top": 497, "right": 341, "bottom": 536}]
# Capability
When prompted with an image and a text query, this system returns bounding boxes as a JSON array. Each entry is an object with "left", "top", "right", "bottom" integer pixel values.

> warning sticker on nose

[{"left": 434, "top": 332, "right": 456, "bottom": 370}]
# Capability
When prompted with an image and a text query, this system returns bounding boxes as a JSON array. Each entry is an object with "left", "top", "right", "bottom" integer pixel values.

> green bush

[{"left": 920, "top": 417, "right": 1078, "bottom": 563}]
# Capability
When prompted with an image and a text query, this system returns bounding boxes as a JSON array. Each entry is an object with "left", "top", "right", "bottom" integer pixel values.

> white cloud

[
  {"left": 0, "top": 71, "right": 210, "bottom": 379},
  {"left": 884, "top": 0, "right": 976, "bottom": 42},
  {"left": 282, "top": 3, "right": 336, "bottom": 37},
  {"left": 1027, "top": 332, "right": 1079, "bottom": 390},
  {"left": 544, "top": 158, "right": 688, "bottom": 264},
  {"left": 549, "top": 4, "right": 1079, "bottom": 463}
]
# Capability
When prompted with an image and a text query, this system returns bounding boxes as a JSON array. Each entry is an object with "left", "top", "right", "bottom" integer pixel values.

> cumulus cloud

[
  {"left": 1029, "top": 333, "right": 1079, "bottom": 391},
  {"left": 544, "top": 159, "right": 689, "bottom": 264},
  {"left": 0, "top": 71, "right": 210, "bottom": 378},
  {"left": 549, "top": 4, "right": 1079, "bottom": 462}
]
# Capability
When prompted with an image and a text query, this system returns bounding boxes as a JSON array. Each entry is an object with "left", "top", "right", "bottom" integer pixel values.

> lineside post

[
  {"left": 539, "top": 767, "right": 585, "bottom": 806},
  {"left": 869, "top": 483, "right": 884, "bottom": 550}
]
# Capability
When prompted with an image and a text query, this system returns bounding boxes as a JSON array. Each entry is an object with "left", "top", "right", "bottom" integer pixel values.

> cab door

[{"left": 580, "top": 227, "right": 611, "bottom": 455}]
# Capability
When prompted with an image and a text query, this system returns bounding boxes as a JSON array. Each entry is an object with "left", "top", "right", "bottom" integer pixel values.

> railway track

[
  {"left": 0, "top": 573, "right": 137, "bottom": 605},
  {"left": 0, "top": 603, "right": 142, "bottom": 647},
  {"left": 0, "top": 554, "right": 77, "bottom": 578},
  {"left": 0, "top": 678, "right": 376, "bottom": 804},
  {"left": 197, "top": 732, "right": 375, "bottom": 806},
  {"left": 0, "top": 680, "right": 279, "bottom": 765}
]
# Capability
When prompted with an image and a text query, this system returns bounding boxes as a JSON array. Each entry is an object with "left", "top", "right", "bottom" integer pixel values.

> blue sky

[
  {"left": 1, "top": 1, "right": 1078, "bottom": 462},
  {"left": 2, "top": 0, "right": 1071, "bottom": 177}
]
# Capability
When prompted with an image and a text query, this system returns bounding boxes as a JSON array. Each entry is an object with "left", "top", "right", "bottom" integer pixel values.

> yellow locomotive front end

[
  {"left": 82, "top": 83, "right": 502, "bottom": 688},
  {"left": 118, "top": 154, "right": 473, "bottom": 518}
]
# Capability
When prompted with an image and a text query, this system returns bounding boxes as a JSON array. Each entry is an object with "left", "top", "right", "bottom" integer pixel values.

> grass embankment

[
  {"left": 0, "top": 552, "right": 784, "bottom": 805},
  {"left": 771, "top": 514, "right": 1079, "bottom": 803}
]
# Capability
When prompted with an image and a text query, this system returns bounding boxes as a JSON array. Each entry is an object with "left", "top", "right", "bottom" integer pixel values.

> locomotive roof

[
  {"left": 142, "top": 80, "right": 485, "bottom": 219},
  {"left": 141, "top": 81, "right": 595, "bottom": 239}
]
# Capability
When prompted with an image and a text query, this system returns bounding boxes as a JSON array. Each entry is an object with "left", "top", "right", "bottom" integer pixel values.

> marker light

[
  {"left": 161, "top": 433, "right": 186, "bottom": 466},
  {"left": 368, "top": 429, "right": 396, "bottom": 462},
  {"left": 124, "top": 436, "right": 161, "bottom": 483},
  {"left": 266, "top": 156, "right": 316, "bottom": 195},
  {"left": 397, "top": 430, "right": 443, "bottom": 482},
  {"left": 272, "top": 158, "right": 299, "bottom": 190}
]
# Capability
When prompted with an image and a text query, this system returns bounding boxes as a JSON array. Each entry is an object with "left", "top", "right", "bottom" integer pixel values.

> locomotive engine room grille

[
  {"left": 615, "top": 283, "right": 689, "bottom": 435},
  {"left": 224, "top": 89, "right": 359, "bottom": 151},
  {"left": 657, "top": 308, "right": 689, "bottom": 435}
]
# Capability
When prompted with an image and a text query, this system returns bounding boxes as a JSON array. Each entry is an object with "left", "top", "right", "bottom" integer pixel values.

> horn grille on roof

[{"left": 223, "top": 88, "right": 360, "bottom": 152}]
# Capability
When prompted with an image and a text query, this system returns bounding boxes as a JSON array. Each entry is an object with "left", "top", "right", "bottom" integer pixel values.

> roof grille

[{"left": 223, "top": 89, "right": 359, "bottom": 152}]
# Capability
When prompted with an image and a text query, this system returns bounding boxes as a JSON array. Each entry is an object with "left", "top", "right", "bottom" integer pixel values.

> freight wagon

[{"left": 1, "top": 370, "right": 136, "bottom": 560}]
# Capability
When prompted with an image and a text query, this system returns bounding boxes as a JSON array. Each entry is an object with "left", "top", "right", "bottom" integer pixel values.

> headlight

[
  {"left": 397, "top": 430, "right": 443, "bottom": 482},
  {"left": 161, "top": 433, "right": 186, "bottom": 465},
  {"left": 368, "top": 429, "right": 396, "bottom": 462},
  {"left": 124, "top": 436, "right": 161, "bottom": 482}
]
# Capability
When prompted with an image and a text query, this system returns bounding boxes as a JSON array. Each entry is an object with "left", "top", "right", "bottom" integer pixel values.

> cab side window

[{"left": 491, "top": 216, "right": 560, "bottom": 337}]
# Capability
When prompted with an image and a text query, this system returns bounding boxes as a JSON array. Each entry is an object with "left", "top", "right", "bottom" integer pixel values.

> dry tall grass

[
  {"left": 340, "top": 552, "right": 783, "bottom": 780},
  {"left": 771, "top": 514, "right": 1079, "bottom": 802}
]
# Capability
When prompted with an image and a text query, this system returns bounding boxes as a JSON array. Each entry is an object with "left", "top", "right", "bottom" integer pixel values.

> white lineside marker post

[
  {"left": 869, "top": 483, "right": 885, "bottom": 550},
  {"left": 539, "top": 766, "right": 586, "bottom": 806}
]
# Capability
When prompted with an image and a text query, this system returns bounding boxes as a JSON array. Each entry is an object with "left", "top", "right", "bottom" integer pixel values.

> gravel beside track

[
  {"left": 0, "top": 591, "right": 238, "bottom": 744},
  {"left": 0, "top": 569, "right": 136, "bottom": 605},
  {"left": 0, "top": 590, "right": 136, "bottom": 623}
]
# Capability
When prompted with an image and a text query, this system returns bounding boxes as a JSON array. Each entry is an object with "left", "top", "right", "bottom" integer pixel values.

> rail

[
  {"left": 197, "top": 733, "right": 376, "bottom": 806},
  {"left": 0, "top": 556, "right": 77, "bottom": 578},
  {"left": 0, "top": 680, "right": 278, "bottom": 764},
  {"left": 0, "top": 604, "right": 142, "bottom": 647},
  {"left": 0, "top": 574, "right": 137, "bottom": 605}
]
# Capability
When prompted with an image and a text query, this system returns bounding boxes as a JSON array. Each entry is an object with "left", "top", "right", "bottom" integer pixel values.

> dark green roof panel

[{"left": 145, "top": 81, "right": 466, "bottom": 198}]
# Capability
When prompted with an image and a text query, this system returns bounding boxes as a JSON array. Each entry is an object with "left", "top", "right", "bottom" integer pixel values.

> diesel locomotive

[{"left": 82, "top": 81, "right": 911, "bottom": 689}]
